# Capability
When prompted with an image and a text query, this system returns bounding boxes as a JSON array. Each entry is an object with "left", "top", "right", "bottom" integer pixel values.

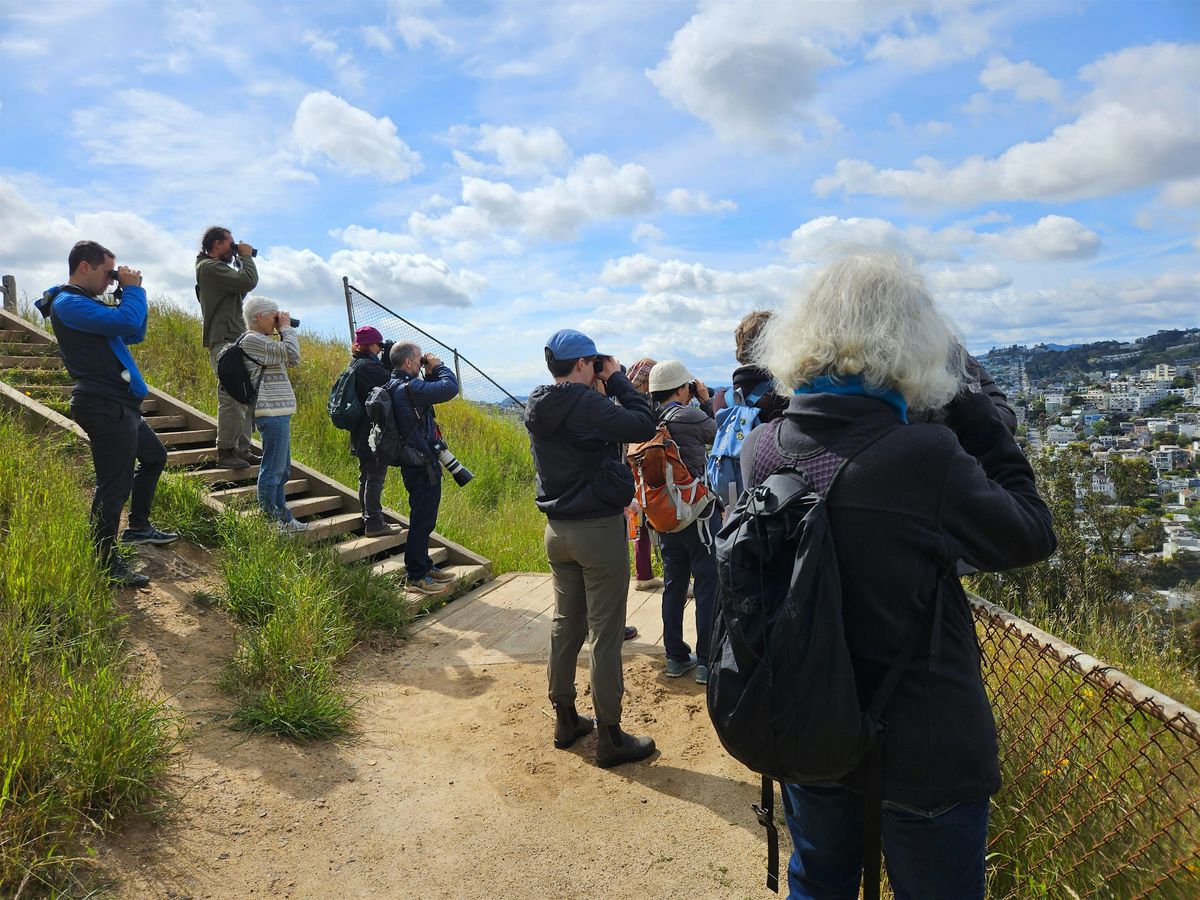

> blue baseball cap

[{"left": 545, "top": 328, "right": 601, "bottom": 361}]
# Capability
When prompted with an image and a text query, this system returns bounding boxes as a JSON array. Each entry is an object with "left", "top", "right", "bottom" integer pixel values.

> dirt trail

[{"left": 97, "top": 544, "right": 775, "bottom": 900}]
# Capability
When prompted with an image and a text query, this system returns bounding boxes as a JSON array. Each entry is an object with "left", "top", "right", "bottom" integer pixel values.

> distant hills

[{"left": 982, "top": 328, "right": 1200, "bottom": 380}]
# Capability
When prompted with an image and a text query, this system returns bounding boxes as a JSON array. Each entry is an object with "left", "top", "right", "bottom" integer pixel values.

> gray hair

[
  {"left": 243, "top": 295, "right": 279, "bottom": 330},
  {"left": 390, "top": 341, "right": 421, "bottom": 369},
  {"left": 754, "top": 252, "right": 965, "bottom": 412}
]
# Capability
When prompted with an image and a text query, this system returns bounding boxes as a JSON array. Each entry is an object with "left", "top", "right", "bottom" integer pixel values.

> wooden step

[
  {"left": 0, "top": 329, "right": 37, "bottom": 341},
  {"left": 0, "top": 355, "right": 60, "bottom": 369},
  {"left": 210, "top": 478, "right": 309, "bottom": 502},
  {"left": 371, "top": 547, "right": 449, "bottom": 579},
  {"left": 158, "top": 428, "right": 218, "bottom": 447},
  {"left": 0, "top": 342, "right": 55, "bottom": 355},
  {"left": 140, "top": 398, "right": 159, "bottom": 413},
  {"left": 167, "top": 447, "right": 216, "bottom": 466},
  {"left": 299, "top": 513, "right": 363, "bottom": 544},
  {"left": 14, "top": 384, "right": 72, "bottom": 395},
  {"left": 144, "top": 415, "right": 188, "bottom": 429},
  {"left": 334, "top": 529, "right": 408, "bottom": 563},
  {"left": 192, "top": 465, "right": 261, "bottom": 485},
  {"left": 285, "top": 495, "right": 344, "bottom": 518}
]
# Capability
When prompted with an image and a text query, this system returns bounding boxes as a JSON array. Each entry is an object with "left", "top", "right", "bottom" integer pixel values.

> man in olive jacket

[{"left": 196, "top": 225, "right": 258, "bottom": 469}]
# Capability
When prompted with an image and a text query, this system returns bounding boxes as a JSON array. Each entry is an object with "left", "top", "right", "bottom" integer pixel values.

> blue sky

[{"left": 1, "top": 0, "right": 1197, "bottom": 391}]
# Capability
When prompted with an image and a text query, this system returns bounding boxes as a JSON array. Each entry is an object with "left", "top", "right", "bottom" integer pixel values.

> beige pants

[{"left": 209, "top": 342, "right": 254, "bottom": 452}]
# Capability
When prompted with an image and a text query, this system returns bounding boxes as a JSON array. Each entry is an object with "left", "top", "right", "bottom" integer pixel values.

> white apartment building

[{"left": 1046, "top": 425, "right": 1077, "bottom": 445}]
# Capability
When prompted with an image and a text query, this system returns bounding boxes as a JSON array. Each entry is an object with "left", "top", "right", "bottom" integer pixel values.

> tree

[
  {"left": 1110, "top": 457, "right": 1155, "bottom": 506},
  {"left": 1131, "top": 520, "right": 1165, "bottom": 553}
]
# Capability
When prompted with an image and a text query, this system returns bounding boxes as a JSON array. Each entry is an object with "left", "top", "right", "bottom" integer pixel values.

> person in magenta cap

[
  {"left": 347, "top": 325, "right": 398, "bottom": 536},
  {"left": 524, "top": 328, "right": 659, "bottom": 767}
]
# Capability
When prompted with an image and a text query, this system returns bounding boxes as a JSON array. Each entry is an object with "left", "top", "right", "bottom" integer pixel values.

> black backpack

[
  {"left": 364, "top": 379, "right": 434, "bottom": 473},
  {"left": 707, "top": 416, "right": 934, "bottom": 896},
  {"left": 216, "top": 335, "right": 265, "bottom": 406},
  {"left": 328, "top": 359, "right": 368, "bottom": 430}
]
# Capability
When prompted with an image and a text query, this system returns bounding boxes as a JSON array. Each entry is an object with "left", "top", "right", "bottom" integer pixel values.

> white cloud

[
  {"left": 982, "top": 215, "right": 1100, "bottom": 261},
  {"left": 389, "top": 0, "right": 456, "bottom": 50},
  {"left": 927, "top": 264, "right": 1012, "bottom": 292},
  {"left": 979, "top": 56, "right": 1062, "bottom": 105},
  {"left": 867, "top": 9, "right": 997, "bottom": 69},
  {"left": 292, "top": 91, "right": 422, "bottom": 181},
  {"left": 663, "top": 188, "right": 736, "bottom": 215},
  {"left": 301, "top": 30, "right": 366, "bottom": 94},
  {"left": 475, "top": 125, "right": 571, "bottom": 176},
  {"left": 1158, "top": 178, "right": 1200, "bottom": 208},
  {"left": 411, "top": 154, "right": 656, "bottom": 244},
  {"left": 778, "top": 215, "right": 969, "bottom": 263},
  {"left": 362, "top": 25, "right": 394, "bottom": 52},
  {"left": 816, "top": 43, "right": 1200, "bottom": 204},
  {"left": 632, "top": 222, "right": 665, "bottom": 243},
  {"left": 329, "top": 225, "right": 420, "bottom": 252}
]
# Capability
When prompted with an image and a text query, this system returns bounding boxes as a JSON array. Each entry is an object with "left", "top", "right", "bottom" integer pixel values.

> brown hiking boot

[
  {"left": 552, "top": 702, "right": 594, "bottom": 750},
  {"left": 596, "top": 724, "right": 655, "bottom": 768},
  {"left": 217, "top": 448, "right": 251, "bottom": 469},
  {"left": 364, "top": 522, "right": 401, "bottom": 537}
]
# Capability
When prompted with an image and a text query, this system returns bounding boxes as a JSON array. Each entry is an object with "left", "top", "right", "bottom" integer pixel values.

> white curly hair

[
  {"left": 753, "top": 252, "right": 965, "bottom": 412},
  {"left": 242, "top": 295, "right": 279, "bottom": 330}
]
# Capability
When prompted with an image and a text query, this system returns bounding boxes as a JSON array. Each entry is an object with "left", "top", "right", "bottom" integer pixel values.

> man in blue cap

[{"left": 524, "top": 329, "right": 658, "bottom": 767}]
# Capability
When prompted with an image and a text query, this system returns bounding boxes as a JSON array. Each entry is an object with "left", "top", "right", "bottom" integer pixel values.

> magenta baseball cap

[{"left": 354, "top": 325, "right": 384, "bottom": 345}]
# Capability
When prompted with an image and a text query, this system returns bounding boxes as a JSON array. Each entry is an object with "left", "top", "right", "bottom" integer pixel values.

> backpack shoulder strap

[{"left": 744, "top": 381, "right": 769, "bottom": 406}]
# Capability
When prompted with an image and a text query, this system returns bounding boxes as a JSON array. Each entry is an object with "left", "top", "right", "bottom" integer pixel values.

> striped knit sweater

[{"left": 240, "top": 328, "right": 300, "bottom": 417}]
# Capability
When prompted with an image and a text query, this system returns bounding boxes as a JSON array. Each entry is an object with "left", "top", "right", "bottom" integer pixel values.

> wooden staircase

[{"left": 0, "top": 306, "right": 491, "bottom": 589}]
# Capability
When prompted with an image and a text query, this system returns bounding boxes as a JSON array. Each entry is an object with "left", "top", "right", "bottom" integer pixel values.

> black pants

[
  {"left": 357, "top": 452, "right": 390, "bottom": 528},
  {"left": 70, "top": 394, "right": 168, "bottom": 566},
  {"left": 401, "top": 463, "right": 441, "bottom": 580}
]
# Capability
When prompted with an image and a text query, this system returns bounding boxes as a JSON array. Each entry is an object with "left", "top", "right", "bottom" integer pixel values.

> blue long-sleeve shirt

[
  {"left": 387, "top": 363, "right": 459, "bottom": 452},
  {"left": 36, "top": 284, "right": 149, "bottom": 406}
]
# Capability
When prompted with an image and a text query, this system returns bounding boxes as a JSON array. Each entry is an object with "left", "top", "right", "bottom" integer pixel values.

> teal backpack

[{"left": 705, "top": 384, "right": 768, "bottom": 508}]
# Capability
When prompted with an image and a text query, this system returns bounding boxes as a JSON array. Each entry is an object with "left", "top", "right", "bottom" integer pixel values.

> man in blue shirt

[{"left": 37, "top": 241, "right": 178, "bottom": 588}]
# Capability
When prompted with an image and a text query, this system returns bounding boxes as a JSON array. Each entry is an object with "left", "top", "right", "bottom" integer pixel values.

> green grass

[
  {"left": 0, "top": 414, "right": 178, "bottom": 894},
  {"left": 131, "top": 301, "right": 549, "bottom": 574}
]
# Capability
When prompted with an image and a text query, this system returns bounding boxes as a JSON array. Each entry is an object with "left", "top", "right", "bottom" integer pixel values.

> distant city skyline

[{"left": 2, "top": 1, "right": 1197, "bottom": 392}]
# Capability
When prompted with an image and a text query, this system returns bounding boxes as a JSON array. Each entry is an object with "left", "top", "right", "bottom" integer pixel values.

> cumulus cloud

[
  {"left": 978, "top": 56, "right": 1063, "bottom": 105},
  {"left": 632, "top": 222, "right": 665, "bottom": 243},
  {"left": 867, "top": 8, "right": 998, "bottom": 69},
  {"left": 778, "top": 215, "right": 970, "bottom": 263},
  {"left": 390, "top": 0, "right": 457, "bottom": 51},
  {"left": 475, "top": 125, "right": 571, "bottom": 176},
  {"left": 663, "top": 188, "right": 736, "bottom": 215},
  {"left": 301, "top": 30, "right": 366, "bottom": 93},
  {"left": 927, "top": 264, "right": 1012, "bottom": 293},
  {"left": 816, "top": 43, "right": 1200, "bottom": 204},
  {"left": 981, "top": 215, "right": 1100, "bottom": 261},
  {"left": 329, "top": 225, "right": 420, "bottom": 252},
  {"left": 292, "top": 91, "right": 422, "bottom": 181}
]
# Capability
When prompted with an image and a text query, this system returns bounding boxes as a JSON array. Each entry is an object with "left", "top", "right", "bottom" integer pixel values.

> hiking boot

[
  {"left": 427, "top": 566, "right": 457, "bottom": 583},
  {"left": 552, "top": 702, "right": 594, "bottom": 750},
  {"left": 277, "top": 519, "right": 308, "bottom": 535},
  {"left": 217, "top": 449, "right": 251, "bottom": 469},
  {"left": 364, "top": 522, "right": 401, "bottom": 538},
  {"left": 121, "top": 523, "right": 180, "bottom": 546},
  {"left": 665, "top": 654, "right": 698, "bottom": 678},
  {"left": 241, "top": 447, "right": 263, "bottom": 464},
  {"left": 695, "top": 664, "right": 709, "bottom": 685},
  {"left": 407, "top": 574, "right": 447, "bottom": 596},
  {"left": 108, "top": 557, "right": 150, "bottom": 589},
  {"left": 624, "top": 625, "right": 638, "bottom": 641},
  {"left": 635, "top": 577, "right": 663, "bottom": 591},
  {"left": 596, "top": 724, "right": 655, "bottom": 768}
]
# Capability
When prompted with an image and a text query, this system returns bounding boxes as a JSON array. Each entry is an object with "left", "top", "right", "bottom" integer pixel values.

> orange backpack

[{"left": 626, "top": 408, "right": 714, "bottom": 533}]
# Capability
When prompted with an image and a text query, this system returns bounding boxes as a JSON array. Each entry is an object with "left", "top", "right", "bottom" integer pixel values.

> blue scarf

[{"left": 794, "top": 374, "right": 908, "bottom": 423}]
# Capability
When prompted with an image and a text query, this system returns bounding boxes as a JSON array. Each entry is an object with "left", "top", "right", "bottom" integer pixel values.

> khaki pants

[
  {"left": 209, "top": 342, "right": 254, "bottom": 452},
  {"left": 545, "top": 514, "right": 630, "bottom": 726}
]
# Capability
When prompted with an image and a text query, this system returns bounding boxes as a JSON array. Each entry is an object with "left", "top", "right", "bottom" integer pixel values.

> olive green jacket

[{"left": 196, "top": 253, "right": 258, "bottom": 348}]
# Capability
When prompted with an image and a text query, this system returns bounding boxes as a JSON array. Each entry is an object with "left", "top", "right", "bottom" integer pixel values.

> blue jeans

[
  {"left": 659, "top": 508, "right": 717, "bottom": 666},
  {"left": 401, "top": 463, "right": 441, "bottom": 579},
  {"left": 783, "top": 783, "right": 989, "bottom": 900},
  {"left": 256, "top": 414, "right": 293, "bottom": 522}
]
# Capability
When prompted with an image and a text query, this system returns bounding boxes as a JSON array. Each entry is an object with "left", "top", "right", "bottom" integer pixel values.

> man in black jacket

[{"left": 525, "top": 329, "right": 657, "bottom": 767}]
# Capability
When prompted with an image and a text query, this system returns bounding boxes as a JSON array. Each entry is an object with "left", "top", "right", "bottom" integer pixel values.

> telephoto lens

[{"left": 437, "top": 446, "right": 474, "bottom": 487}]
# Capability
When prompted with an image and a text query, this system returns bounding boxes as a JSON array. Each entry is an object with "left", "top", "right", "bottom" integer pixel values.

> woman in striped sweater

[{"left": 241, "top": 296, "right": 304, "bottom": 532}]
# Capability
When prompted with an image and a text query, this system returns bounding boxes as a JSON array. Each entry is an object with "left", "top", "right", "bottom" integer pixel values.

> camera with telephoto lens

[{"left": 428, "top": 437, "right": 473, "bottom": 487}]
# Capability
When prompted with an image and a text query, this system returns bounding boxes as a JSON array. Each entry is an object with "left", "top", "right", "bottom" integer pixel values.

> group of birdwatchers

[{"left": 38, "top": 235, "right": 1055, "bottom": 900}]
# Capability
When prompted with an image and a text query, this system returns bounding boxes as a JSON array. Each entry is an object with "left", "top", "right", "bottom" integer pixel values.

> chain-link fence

[
  {"left": 971, "top": 593, "right": 1199, "bottom": 898},
  {"left": 343, "top": 279, "right": 524, "bottom": 415}
]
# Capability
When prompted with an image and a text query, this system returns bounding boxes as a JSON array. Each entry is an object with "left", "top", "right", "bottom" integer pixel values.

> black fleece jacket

[
  {"left": 741, "top": 391, "right": 1055, "bottom": 809},
  {"left": 348, "top": 350, "right": 392, "bottom": 458},
  {"left": 525, "top": 372, "right": 656, "bottom": 520}
]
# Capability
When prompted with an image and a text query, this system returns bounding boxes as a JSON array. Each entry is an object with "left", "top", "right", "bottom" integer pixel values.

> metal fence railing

[
  {"left": 342, "top": 279, "right": 525, "bottom": 412},
  {"left": 970, "top": 593, "right": 1199, "bottom": 899}
]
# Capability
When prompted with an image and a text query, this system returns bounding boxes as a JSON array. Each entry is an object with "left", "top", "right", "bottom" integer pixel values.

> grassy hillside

[{"left": 133, "top": 301, "right": 549, "bottom": 575}]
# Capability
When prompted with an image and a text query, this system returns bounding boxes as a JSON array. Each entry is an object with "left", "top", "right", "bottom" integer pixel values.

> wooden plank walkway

[{"left": 406, "top": 572, "right": 691, "bottom": 668}]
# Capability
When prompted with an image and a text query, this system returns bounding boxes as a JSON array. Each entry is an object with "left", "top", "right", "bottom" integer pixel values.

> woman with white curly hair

[
  {"left": 738, "top": 252, "right": 1055, "bottom": 900},
  {"left": 240, "top": 295, "right": 303, "bottom": 532}
]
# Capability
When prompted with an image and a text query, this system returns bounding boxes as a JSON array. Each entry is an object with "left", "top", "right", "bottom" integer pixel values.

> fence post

[
  {"left": 342, "top": 276, "right": 354, "bottom": 337},
  {"left": 2, "top": 275, "right": 15, "bottom": 312},
  {"left": 453, "top": 350, "right": 463, "bottom": 399}
]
